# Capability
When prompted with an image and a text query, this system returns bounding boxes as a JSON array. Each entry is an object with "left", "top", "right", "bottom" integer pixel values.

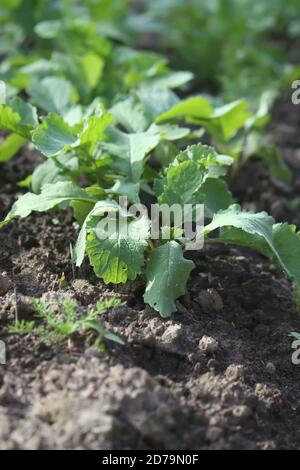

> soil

[{"left": 0, "top": 97, "right": 299, "bottom": 450}]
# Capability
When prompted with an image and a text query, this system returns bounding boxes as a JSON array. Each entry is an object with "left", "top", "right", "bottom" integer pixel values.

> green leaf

[
  {"left": 1, "top": 181, "right": 97, "bottom": 227},
  {"left": 83, "top": 319, "right": 125, "bottom": 345},
  {"left": 103, "top": 128, "right": 160, "bottom": 182},
  {"left": 158, "top": 144, "right": 233, "bottom": 207},
  {"left": 80, "top": 53, "right": 104, "bottom": 90},
  {"left": 73, "top": 200, "right": 120, "bottom": 267},
  {"left": 142, "top": 71, "right": 194, "bottom": 90},
  {"left": 205, "top": 205, "right": 300, "bottom": 298},
  {"left": 86, "top": 215, "right": 149, "bottom": 284},
  {"left": 157, "top": 96, "right": 213, "bottom": 123},
  {"left": 32, "top": 114, "right": 78, "bottom": 157},
  {"left": 260, "top": 144, "right": 292, "bottom": 185},
  {"left": 159, "top": 159, "right": 204, "bottom": 206},
  {"left": 205, "top": 100, "right": 251, "bottom": 141},
  {"left": 106, "top": 179, "right": 140, "bottom": 204},
  {"left": 290, "top": 332, "right": 300, "bottom": 340},
  {"left": 144, "top": 241, "right": 195, "bottom": 317},
  {"left": 199, "top": 178, "right": 234, "bottom": 218},
  {"left": 31, "top": 153, "right": 78, "bottom": 194},
  {"left": 29, "top": 77, "right": 74, "bottom": 115},
  {"left": 136, "top": 87, "right": 179, "bottom": 122},
  {"left": 110, "top": 97, "right": 149, "bottom": 133},
  {"left": 147, "top": 123, "right": 190, "bottom": 141},
  {"left": 0, "top": 98, "right": 38, "bottom": 139},
  {"left": 0, "top": 133, "right": 26, "bottom": 162},
  {"left": 79, "top": 114, "right": 112, "bottom": 154}
]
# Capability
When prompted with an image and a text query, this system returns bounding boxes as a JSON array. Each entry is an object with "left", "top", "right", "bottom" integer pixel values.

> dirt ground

[{"left": 0, "top": 97, "right": 299, "bottom": 450}]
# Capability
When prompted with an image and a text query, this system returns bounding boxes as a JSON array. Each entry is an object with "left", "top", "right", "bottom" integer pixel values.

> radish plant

[{"left": 1, "top": 133, "right": 300, "bottom": 317}]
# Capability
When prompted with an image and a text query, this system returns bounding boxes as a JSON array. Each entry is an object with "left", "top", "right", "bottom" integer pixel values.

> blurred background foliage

[{"left": 0, "top": 0, "right": 299, "bottom": 104}]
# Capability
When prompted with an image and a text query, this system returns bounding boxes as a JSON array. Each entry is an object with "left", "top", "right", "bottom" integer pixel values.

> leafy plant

[
  {"left": 1, "top": 0, "right": 299, "bottom": 320},
  {"left": 2, "top": 139, "right": 300, "bottom": 317},
  {"left": 7, "top": 298, "right": 124, "bottom": 349}
]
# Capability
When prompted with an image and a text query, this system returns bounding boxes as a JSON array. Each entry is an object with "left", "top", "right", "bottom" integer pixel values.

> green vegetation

[
  {"left": 7, "top": 298, "right": 124, "bottom": 349},
  {"left": 0, "top": 1, "right": 299, "bottom": 318}
]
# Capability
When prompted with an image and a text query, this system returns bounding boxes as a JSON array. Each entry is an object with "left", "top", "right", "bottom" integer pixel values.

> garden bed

[{"left": 0, "top": 97, "right": 299, "bottom": 450}]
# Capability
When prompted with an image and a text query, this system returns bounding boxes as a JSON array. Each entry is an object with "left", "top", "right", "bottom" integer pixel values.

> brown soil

[{"left": 0, "top": 98, "right": 299, "bottom": 450}]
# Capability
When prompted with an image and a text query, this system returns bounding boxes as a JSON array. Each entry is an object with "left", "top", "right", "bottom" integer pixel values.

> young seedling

[{"left": 6, "top": 298, "right": 125, "bottom": 350}]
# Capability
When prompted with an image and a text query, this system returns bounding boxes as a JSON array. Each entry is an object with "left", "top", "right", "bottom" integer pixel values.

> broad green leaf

[
  {"left": 10, "top": 97, "right": 38, "bottom": 128},
  {"left": 29, "top": 77, "right": 74, "bottom": 115},
  {"left": 80, "top": 53, "right": 104, "bottom": 90},
  {"left": 199, "top": 178, "right": 234, "bottom": 218},
  {"left": 71, "top": 200, "right": 96, "bottom": 226},
  {"left": 1, "top": 182, "right": 97, "bottom": 227},
  {"left": 157, "top": 96, "right": 213, "bottom": 123},
  {"left": 106, "top": 179, "right": 140, "bottom": 204},
  {"left": 103, "top": 128, "right": 160, "bottom": 182},
  {"left": 136, "top": 87, "right": 179, "bottom": 122},
  {"left": 110, "top": 97, "right": 149, "bottom": 133},
  {"left": 0, "top": 98, "right": 38, "bottom": 138},
  {"left": 79, "top": 114, "right": 112, "bottom": 154},
  {"left": 147, "top": 123, "right": 190, "bottom": 141},
  {"left": 144, "top": 241, "right": 195, "bottom": 317},
  {"left": 205, "top": 100, "right": 251, "bottom": 141},
  {"left": 86, "top": 215, "right": 150, "bottom": 284},
  {"left": 32, "top": 114, "right": 78, "bottom": 157},
  {"left": 142, "top": 71, "right": 194, "bottom": 90},
  {"left": 0, "top": 133, "right": 26, "bottom": 162},
  {"left": 74, "top": 200, "right": 120, "bottom": 267},
  {"left": 205, "top": 205, "right": 300, "bottom": 298},
  {"left": 158, "top": 159, "right": 204, "bottom": 206},
  {"left": 158, "top": 144, "right": 233, "bottom": 208},
  {"left": 31, "top": 153, "right": 79, "bottom": 194}
]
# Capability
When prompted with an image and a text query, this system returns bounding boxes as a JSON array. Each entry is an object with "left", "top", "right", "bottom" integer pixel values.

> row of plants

[{"left": 0, "top": 0, "right": 300, "bottom": 318}]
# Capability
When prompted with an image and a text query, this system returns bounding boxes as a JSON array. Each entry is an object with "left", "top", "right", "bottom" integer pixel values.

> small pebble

[
  {"left": 161, "top": 324, "right": 182, "bottom": 344},
  {"left": 199, "top": 335, "right": 219, "bottom": 353},
  {"left": 0, "top": 273, "right": 12, "bottom": 296}
]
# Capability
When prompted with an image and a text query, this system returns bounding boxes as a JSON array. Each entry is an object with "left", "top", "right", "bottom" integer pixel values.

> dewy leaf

[
  {"left": 29, "top": 77, "right": 74, "bottom": 115},
  {"left": 103, "top": 128, "right": 160, "bottom": 182},
  {"left": 86, "top": 214, "right": 150, "bottom": 284},
  {"left": 1, "top": 181, "right": 97, "bottom": 227},
  {"left": 205, "top": 205, "right": 300, "bottom": 298},
  {"left": 32, "top": 114, "right": 78, "bottom": 157},
  {"left": 156, "top": 96, "right": 213, "bottom": 123},
  {"left": 144, "top": 241, "right": 195, "bottom": 317}
]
